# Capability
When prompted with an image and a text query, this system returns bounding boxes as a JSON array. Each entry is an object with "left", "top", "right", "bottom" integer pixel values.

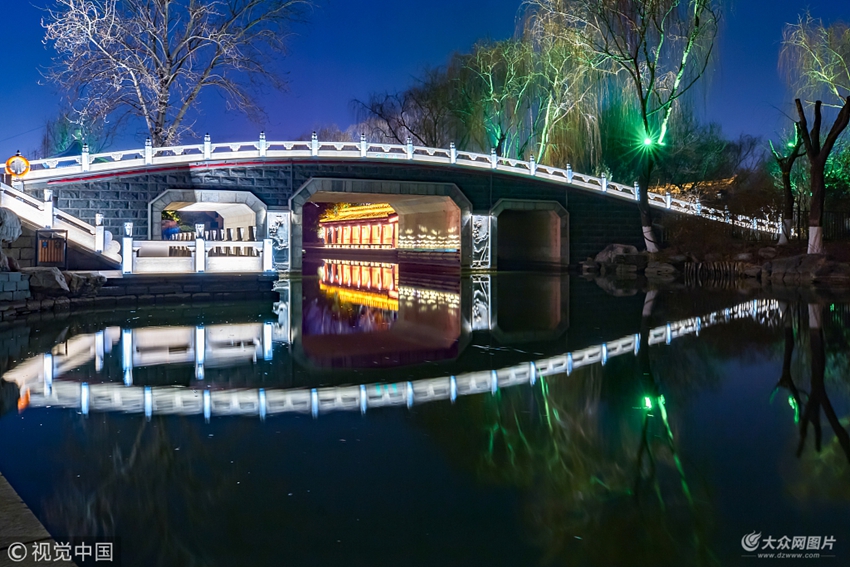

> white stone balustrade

[
  {"left": 119, "top": 221, "right": 274, "bottom": 274},
  {"left": 15, "top": 134, "right": 780, "bottom": 235}
]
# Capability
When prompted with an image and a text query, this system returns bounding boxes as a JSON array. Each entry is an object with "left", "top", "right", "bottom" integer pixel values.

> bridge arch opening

[
  {"left": 149, "top": 189, "right": 267, "bottom": 241},
  {"left": 491, "top": 199, "right": 569, "bottom": 270},
  {"left": 290, "top": 178, "right": 472, "bottom": 272}
]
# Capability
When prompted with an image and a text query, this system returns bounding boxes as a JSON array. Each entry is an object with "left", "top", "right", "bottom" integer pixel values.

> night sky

[{"left": 0, "top": 0, "right": 848, "bottom": 159}]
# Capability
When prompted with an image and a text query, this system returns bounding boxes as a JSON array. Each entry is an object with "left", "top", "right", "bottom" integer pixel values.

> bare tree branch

[{"left": 43, "top": 0, "right": 311, "bottom": 146}]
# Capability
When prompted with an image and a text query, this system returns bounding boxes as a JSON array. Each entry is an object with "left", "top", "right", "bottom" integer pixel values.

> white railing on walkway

[
  {"left": 0, "top": 182, "right": 122, "bottom": 264},
  {"left": 121, "top": 222, "right": 273, "bottom": 274},
  {"left": 17, "top": 134, "right": 781, "bottom": 235},
  {"left": 20, "top": 298, "right": 781, "bottom": 419}
]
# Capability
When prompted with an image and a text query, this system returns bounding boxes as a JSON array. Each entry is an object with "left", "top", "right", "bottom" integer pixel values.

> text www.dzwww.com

[{"left": 757, "top": 553, "right": 821, "bottom": 559}]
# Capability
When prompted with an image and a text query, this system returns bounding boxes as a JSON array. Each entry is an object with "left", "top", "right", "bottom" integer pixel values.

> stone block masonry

[
  {"left": 27, "top": 161, "right": 568, "bottom": 240},
  {"left": 26, "top": 159, "right": 650, "bottom": 264},
  {"left": 1, "top": 226, "right": 36, "bottom": 269},
  {"left": 0, "top": 272, "right": 31, "bottom": 302},
  {"left": 568, "top": 192, "right": 644, "bottom": 261}
]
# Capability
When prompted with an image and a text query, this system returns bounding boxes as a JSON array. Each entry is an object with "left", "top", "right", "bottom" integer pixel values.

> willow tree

[
  {"left": 44, "top": 0, "right": 310, "bottom": 146},
  {"left": 528, "top": 0, "right": 720, "bottom": 252},
  {"left": 782, "top": 14, "right": 850, "bottom": 254},
  {"left": 524, "top": 17, "right": 601, "bottom": 167},
  {"left": 452, "top": 40, "right": 538, "bottom": 159}
]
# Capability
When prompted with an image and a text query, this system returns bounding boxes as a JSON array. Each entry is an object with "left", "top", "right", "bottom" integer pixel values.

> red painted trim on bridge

[
  {"left": 42, "top": 157, "right": 505, "bottom": 186},
  {"left": 45, "top": 159, "right": 299, "bottom": 184}
]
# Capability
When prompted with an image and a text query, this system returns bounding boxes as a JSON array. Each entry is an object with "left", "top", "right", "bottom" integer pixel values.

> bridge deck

[{"left": 13, "top": 137, "right": 780, "bottom": 235}]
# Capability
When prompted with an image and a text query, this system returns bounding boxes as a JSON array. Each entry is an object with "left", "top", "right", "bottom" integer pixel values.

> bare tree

[
  {"left": 658, "top": 118, "right": 759, "bottom": 205},
  {"left": 353, "top": 67, "right": 460, "bottom": 148},
  {"left": 782, "top": 13, "right": 850, "bottom": 254},
  {"left": 768, "top": 125, "right": 805, "bottom": 245},
  {"left": 43, "top": 0, "right": 310, "bottom": 146},
  {"left": 296, "top": 124, "right": 355, "bottom": 143},
  {"left": 528, "top": 0, "right": 720, "bottom": 252}
]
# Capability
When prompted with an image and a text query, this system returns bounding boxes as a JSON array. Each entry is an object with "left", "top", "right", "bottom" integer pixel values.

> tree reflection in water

[
  {"left": 475, "top": 290, "right": 719, "bottom": 566},
  {"left": 43, "top": 416, "right": 240, "bottom": 566},
  {"left": 474, "top": 296, "right": 850, "bottom": 565},
  {"left": 798, "top": 304, "right": 850, "bottom": 462},
  {"left": 775, "top": 302, "right": 850, "bottom": 503}
]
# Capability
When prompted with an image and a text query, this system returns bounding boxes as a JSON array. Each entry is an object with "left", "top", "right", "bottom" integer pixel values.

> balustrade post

[
  {"left": 634, "top": 181, "right": 640, "bottom": 201},
  {"left": 490, "top": 148, "right": 498, "bottom": 169},
  {"left": 94, "top": 213, "right": 104, "bottom": 253},
  {"left": 144, "top": 138, "right": 153, "bottom": 165},
  {"left": 122, "top": 222, "right": 134, "bottom": 274},
  {"left": 601, "top": 173, "right": 608, "bottom": 193},
  {"left": 81, "top": 143, "right": 90, "bottom": 172},
  {"left": 665, "top": 191, "right": 672, "bottom": 209},
  {"left": 203, "top": 134, "right": 211, "bottom": 160},
  {"left": 406, "top": 137, "right": 414, "bottom": 160},
  {"left": 696, "top": 201, "right": 702, "bottom": 216},
  {"left": 528, "top": 155, "right": 536, "bottom": 176},
  {"left": 194, "top": 223, "right": 206, "bottom": 273},
  {"left": 752, "top": 218, "right": 757, "bottom": 231},
  {"left": 259, "top": 132, "right": 267, "bottom": 157},
  {"left": 725, "top": 206, "right": 731, "bottom": 223},
  {"left": 311, "top": 132, "right": 319, "bottom": 157},
  {"left": 262, "top": 238, "right": 274, "bottom": 272},
  {"left": 360, "top": 134, "right": 367, "bottom": 157},
  {"left": 195, "top": 325, "right": 205, "bottom": 380},
  {"left": 566, "top": 164, "right": 573, "bottom": 183},
  {"left": 42, "top": 189, "right": 53, "bottom": 228},
  {"left": 449, "top": 142, "right": 457, "bottom": 164}
]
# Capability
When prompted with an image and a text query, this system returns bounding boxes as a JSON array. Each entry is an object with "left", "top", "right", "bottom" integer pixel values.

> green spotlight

[
  {"left": 643, "top": 137, "right": 653, "bottom": 146},
  {"left": 643, "top": 396, "right": 652, "bottom": 410},
  {"left": 788, "top": 395, "right": 799, "bottom": 423},
  {"left": 787, "top": 141, "right": 795, "bottom": 148}
]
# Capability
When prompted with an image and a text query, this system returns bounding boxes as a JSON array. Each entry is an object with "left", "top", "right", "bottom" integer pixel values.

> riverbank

[
  {"left": 0, "top": 271, "right": 278, "bottom": 326},
  {"left": 0, "top": 473, "right": 76, "bottom": 567}
]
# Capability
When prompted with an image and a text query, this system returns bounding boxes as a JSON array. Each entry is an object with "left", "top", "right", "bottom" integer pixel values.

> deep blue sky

[{"left": 1, "top": 0, "right": 848, "bottom": 158}]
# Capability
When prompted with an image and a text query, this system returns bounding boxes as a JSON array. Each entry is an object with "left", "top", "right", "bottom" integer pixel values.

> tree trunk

[
  {"left": 639, "top": 162, "right": 659, "bottom": 253},
  {"left": 778, "top": 171, "right": 794, "bottom": 246},
  {"left": 802, "top": 303, "right": 850, "bottom": 462},
  {"left": 776, "top": 307, "right": 803, "bottom": 413},
  {"left": 780, "top": 316, "right": 794, "bottom": 384},
  {"left": 808, "top": 163, "right": 826, "bottom": 254}
]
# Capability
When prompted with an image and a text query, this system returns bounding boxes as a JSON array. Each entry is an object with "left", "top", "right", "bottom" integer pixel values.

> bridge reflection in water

[
  {"left": 304, "top": 260, "right": 462, "bottom": 368},
  {"left": 2, "top": 264, "right": 781, "bottom": 421}
]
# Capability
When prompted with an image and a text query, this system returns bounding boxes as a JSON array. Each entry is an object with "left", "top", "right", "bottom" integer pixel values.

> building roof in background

[{"left": 319, "top": 203, "right": 397, "bottom": 223}]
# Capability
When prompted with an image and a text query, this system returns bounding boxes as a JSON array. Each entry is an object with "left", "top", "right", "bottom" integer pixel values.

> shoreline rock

[{"left": 585, "top": 244, "right": 850, "bottom": 296}]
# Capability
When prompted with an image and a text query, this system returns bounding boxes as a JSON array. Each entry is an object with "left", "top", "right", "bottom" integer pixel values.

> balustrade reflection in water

[
  {"left": 1, "top": 275, "right": 849, "bottom": 567},
  {"left": 0, "top": 268, "right": 783, "bottom": 420}
]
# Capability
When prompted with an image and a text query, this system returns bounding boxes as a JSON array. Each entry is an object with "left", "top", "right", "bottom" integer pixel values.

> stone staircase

[{"left": 0, "top": 181, "right": 121, "bottom": 267}]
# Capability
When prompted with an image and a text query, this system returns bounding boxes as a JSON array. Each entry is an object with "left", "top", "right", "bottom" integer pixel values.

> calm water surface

[{"left": 0, "top": 263, "right": 848, "bottom": 567}]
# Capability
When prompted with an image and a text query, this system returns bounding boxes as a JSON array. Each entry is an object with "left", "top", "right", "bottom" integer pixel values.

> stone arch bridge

[{"left": 1, "top": 135, "right": 780, "bottom": 271}]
